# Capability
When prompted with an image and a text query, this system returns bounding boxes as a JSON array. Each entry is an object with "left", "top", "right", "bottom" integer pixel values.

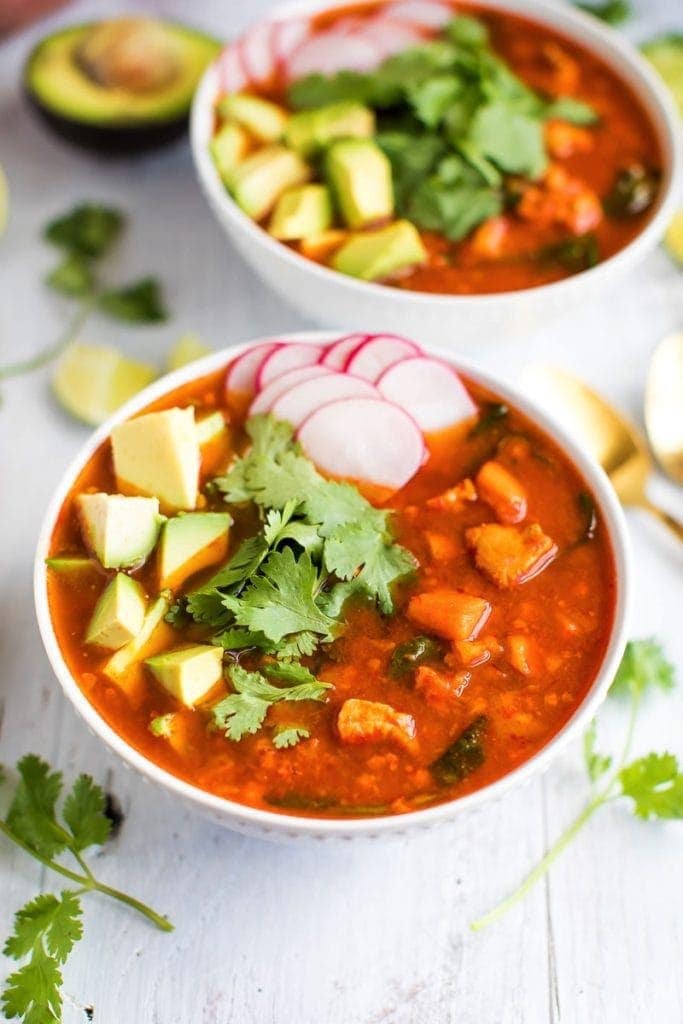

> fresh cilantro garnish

[
  {"left": 472, "top": 639, "right": 680, "bottom": 930},
  {"left": 0, "top": 202, "right": 168, "bottom": 385},
  {"left": 1, "top": 756, "right": 172, "bottom": 1024},
  {"left": 273, "top": 726, "right": 311, "bottom": 749},
  {"left": 575, "top": 0, "right": 632, "bottom": 25},
  {"left": 212, "top": 664, "right": 330, "bottom": 742}
]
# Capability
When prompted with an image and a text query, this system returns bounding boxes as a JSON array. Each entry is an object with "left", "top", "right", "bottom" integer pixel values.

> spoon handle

[{"left": 643, "top": 500, "right": 683, "bottom": 542}]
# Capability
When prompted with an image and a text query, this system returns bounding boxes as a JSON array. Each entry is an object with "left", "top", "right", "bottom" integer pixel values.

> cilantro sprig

[
  {"left": 472, "top": 639, "right": 680, "bottom": 930},
  {"left": 212, "top": 664, "right": 330, "bottom": 742},
  {"left": 1, "top": 755, "right": 172, "bottom": 1024},
  {"left": 0, "top": 203, "right": 167, "bottom": 385}
]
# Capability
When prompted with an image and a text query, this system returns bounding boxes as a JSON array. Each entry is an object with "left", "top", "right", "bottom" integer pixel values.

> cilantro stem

[
  {"left": 0, "top": 819, "right": 172, "bottom": 932},
  {"left": 0, "top": 294, "right": 94, "bottom": 381}
]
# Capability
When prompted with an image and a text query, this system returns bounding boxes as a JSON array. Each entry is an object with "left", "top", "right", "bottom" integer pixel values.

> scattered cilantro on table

[
  {"left": 472, "top": 639, "right": 681, "bottom": 930},
  {"left": 575, "top": 0, "right": 632, "bottom": 26},
  {"left": 0, "top": 202, "right": 168, "bottom": 385},
  {"left": 288, "top": 15, "right": 599, "bottom": 244},
  {"left": 1, "top": 756, "right": 171, "bottom": 1024}
]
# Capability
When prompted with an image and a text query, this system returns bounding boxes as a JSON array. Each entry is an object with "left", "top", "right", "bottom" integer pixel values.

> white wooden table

[{"left": 1, "top": 2, "right": 683, "bottom": 1021}]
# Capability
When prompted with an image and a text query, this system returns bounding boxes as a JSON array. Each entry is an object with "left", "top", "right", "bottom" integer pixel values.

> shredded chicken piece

[
  {"left": 518, "top": 164, "right": 603, "bottom": 235},
  {"left": 475, "top": 460, "right": 527, "bottom": 524},
  {"left": 337, "top": 699, "right": 416, "bottom": 750},
  {"left": 465, "top": 522, "right": 557, "bottom": 588}
]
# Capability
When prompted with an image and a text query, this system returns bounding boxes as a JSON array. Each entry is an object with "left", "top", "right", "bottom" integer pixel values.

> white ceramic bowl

[
  {"left": 35, "top": 332, "right": 631, "bottom": 842},
  {"left": 190, "top": 0, "right": 682, "bottom": 348}
]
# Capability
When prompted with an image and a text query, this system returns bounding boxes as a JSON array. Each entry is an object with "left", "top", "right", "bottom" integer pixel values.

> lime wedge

[
  {"left": 642, "top": 36, "right": 683, "bottom": 117},
  {"left": 53, "top": 342, "right": 156, "bottom": 425},
  {"left": 0, "top": 164, "right": 8, "bottom": 237},
  {"left": 166, "top": 333, "right": 211, "bottom": 371},
  {"left": 664, "top": 210, "right": 683, "bottom": 266}
]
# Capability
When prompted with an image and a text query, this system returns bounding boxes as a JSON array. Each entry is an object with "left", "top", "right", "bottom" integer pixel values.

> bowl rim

[
  {"left": 34, "top": 330, "right": 632, "bottom": 837},
  {"left": 190, "top": 0, "right": 683, "bottom": 309}
]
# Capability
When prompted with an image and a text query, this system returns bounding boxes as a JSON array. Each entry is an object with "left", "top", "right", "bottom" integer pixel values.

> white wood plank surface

[{"left": 1, "top": 2, "right": 682, "bottom": 1022}]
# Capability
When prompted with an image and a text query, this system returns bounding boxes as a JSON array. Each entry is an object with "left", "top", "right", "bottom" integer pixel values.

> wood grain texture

[{"left": 1, "top": 1, "right": 682, "bottom": 1021}]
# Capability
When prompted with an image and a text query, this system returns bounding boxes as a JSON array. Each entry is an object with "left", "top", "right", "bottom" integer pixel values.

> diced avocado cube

[
  {"left": 46, "top": 555, "right": 96, "bottom": 574},
  {"left": 196, "top": 410, "right": 226, "bottom": 446},
  {"left": 285, "top": 101, "right": 375, "bottom": 156},
  {"left": 166, "top": 333, "right": 212, "bottom": 372},
  {"left": 210, "top": 121, "right": 250, "bottom": 184},
  {"left": 146, "top": 645, "right": 223, "bottom": 707},
  {"left": 85, "top": 573, "right": 147, "bottom": 650},
  {"left": 77, "top": 493, "right": 163, "bottom": 570},
  {"left": 111, "top": 407, "right": 201, "bottom": 512},
  {"left": 158, "top": 511, "right": 232, "bottom": 590},
  {"left": 217, "top": 93, "right": 288, "bottom": 142},
  {"left": 326, "top": 138, "right": 393, "bottom": 229},
  {"left": 103, "top": 591, "right": 173, "bottom": 685},
  {"left": 231, "top": 145, "right": 310, "bottom": 221},
  {"left": 332, "top": 220, "right": 427, "bottom": 281},
  {"left": 269, "top": 184, "right": 333, "bottom": 240}
]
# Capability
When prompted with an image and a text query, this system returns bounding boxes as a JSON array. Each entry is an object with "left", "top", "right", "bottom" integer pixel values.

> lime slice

[
  {"left": 664, "top": 210, "right": 683, "bottom": 266},
  {"left": 642, "top": 36, "right": 683, "bottom": 117},
  {"left": 166, "top": 333, "right": 211, "bottom": 371},
  {"left": 0, "top": 164, "right": 8, "bottom": 237},
  {"left": 53, "top": 342, "right": 156, "bottom": 425}
]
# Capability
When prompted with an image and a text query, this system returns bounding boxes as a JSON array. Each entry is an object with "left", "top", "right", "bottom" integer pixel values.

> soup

[
  {"left": 210, "top": 1, "right": 661, "bottom": 294},
  {"left": 46, "top": 336, "right": 617, "bottom": 818}
]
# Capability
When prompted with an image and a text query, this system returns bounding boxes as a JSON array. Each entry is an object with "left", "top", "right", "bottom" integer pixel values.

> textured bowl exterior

[
  {"left": 35, "top": 332, "right": 631, "bottom": 842},
  {"left": 190, "top": 0, "right": 682, "bottom": 347}
]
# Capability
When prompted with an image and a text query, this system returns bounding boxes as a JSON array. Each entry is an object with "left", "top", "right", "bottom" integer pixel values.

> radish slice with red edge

[
  {"left": 359, "top": 18, "right": 425, "bottom": 57},
  {"left": 257, "top": 343, "right": 324, "bottom": 388},
  {"left": 320, "top": 333, "right": 368, "bottom": 370},
  {"left": 286, "top": 31, "right": 382, "bottom": 79},
  {"left": 218, "top": 44, "right": 247, "bottom": 94},
  {"left": 249, "top": 365, "right": 333, "bottom": 415},
  {"left": 346, "top": 335, "right": 422, "bottom": 382},
  {"left": 240, "top": 21, "right": 276, "bottom": 84},
  {"left": 381, "top": 1, "right": 453, "bottom": 29},
  {"left": 271, "top": 18, "right": 310, "bottom": 70},
  {"left": 377, "top": 357, "right": 478, "bottom": 433},
  {"left": 271, "top": 372, "right": 378, "bottom": 428},
  {"left": 226, "top": 342, "right": 282, "bottom": 396},
  {"left": 297, "top": 397, "right": 426, "bottom": 492}
]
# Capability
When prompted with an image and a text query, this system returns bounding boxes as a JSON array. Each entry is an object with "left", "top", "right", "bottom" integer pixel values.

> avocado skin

[{"left": 24, "top": 91, "right": 190, "bottom": 154}]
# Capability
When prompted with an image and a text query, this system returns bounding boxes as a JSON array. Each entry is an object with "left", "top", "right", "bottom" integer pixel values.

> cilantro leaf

[
  {"left": 2, "top": 941, "right": 63, "bottom": 1024},
  {"left": 576, "top": 0, "right": 631, "bottom": 25},
  {"left": 263, "top": 661, "right": 321, "bottom": 687},
  {"left": 543, "top": 97, "right": 599, "bottom": 125},
  {"left": 620, "top": 753, "right": 683, "bottom": 819},
  {"left": 583, "top": 720, "right": 612, "bottom": 782},
  {"left": 273, "top": 726, "right": 310, "bottom": 749},
  {"left": 288, "top": 70, "right": 401, "bottom": 110},
  {"left": 5, "top": 756, "right": 67, "bottom": 858},
  {"left": 4, "top": 892, "right": 83, "bottom": 966},
  {"left": 45, "top": 254, "right": 95, "bottom": 297},
  {"left": 610, "top": 639, "right": 676, "bottom": 698},
  {"left": 213, "top": 626, "right": 273, "bottom": 652},
  {"left": 61, "top": 775, "right": 111, "bottom": 852},
  {"left": 409, "top": 178, "right": 503, "bottom": 241},
  {"left": 44, "top": 204, "right": 123, "bottom": 257},
  {"left": 324, "top": 521, "right": 417, "bottom": 614},
  {"left": 98, "top": 277, "right": 167, "bottom": 324},
  {"left": 224, "top": 548, "right": 340, "bottom": 644},
  {"left": 212, "top": 664, "right": 329, "bottom": 741},
  {"left": 469, "top": 103, "right": 547, "bottom": 179}
]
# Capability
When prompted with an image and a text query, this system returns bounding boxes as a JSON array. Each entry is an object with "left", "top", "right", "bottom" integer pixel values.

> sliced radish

[
  {"left": 218, "top": 44, "right": 248, "bottom": 94},
  {"left": 225, "top": 342, "right": 282, "bottom": 396},
  {"left": 287, "top": 31, "right": 382, "bottom": 80},
  {"left": 298, "top": 397, "right": 426, "bottom": 492},
  {"left": 240, "top": 21, "right": 277, "bottom": 85},
  {"left": 271, "top": 373, "right": 378, "bottom": 428},
  {"left": 380, "top": 1, "right": 454, "bottom": 29},
  {"left": 320, "top": 333, "right": 368, "bottom": 370},
  {"left": 346, "top": 335, "right": 422, "bottom": 382},
  {"left": 257, "top": 343, "right": 324, "bottom": 388},
  {"left": 360, "top": 18, "right": 425, "bottom": 57},
  {"left": 332, "top": 15, "right": 369, "bottom": 35},
  {"left": 271, "top": 18, "right": 310, "bottom": 70},
  {"left": 250, "top": 365, "right": 333, "bottom": 415},
  {"left": 377, "top": 357, "right": 478, "bottom": 433}
]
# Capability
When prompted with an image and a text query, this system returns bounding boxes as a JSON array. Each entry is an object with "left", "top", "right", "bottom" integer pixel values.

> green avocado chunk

[
  {"left": 146, "top": 644, "right": 224, "bottom": 707},
  {"left": 269, "top": 184, "right": 333, "bottom": 240},
  {"left": 77, "top": 492, "right": 163, "bottom": 569},
  {"left": 103, "top": 591, "right": 172, "bottom": 682},
  {"left": 210, "top": 121, "right": 250, "bottom": 185},
  {"left": 285, "top": 101, "right": 375, "bottom": 156},
  {"left": 158, "top": 512, "right": 232, "bottom": 590},
  {"left": 332, "top": 220, "right": 427, "bottom": 281},
  {"left": 24, "top": 18, "right": 221, "bottom": 154},
  {"left": 217, "top": 93, "right": 288, "bottom": 142},
  {"left": 86, "top": 573, "right": 147, "bottom": 650},
  {"left": 231, "top": 145, "right": 311, "bottom": 220},
  {"left": 326, "top": 138, "right": 393, "bottom": 229}
]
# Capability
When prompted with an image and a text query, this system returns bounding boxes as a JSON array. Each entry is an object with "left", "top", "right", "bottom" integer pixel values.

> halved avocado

[{"left": 24, "top": 18, "right": 221, "bottom": 154}]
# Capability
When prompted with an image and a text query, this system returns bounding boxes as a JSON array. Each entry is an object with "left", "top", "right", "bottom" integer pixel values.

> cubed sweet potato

[
  {"left": 415, "top": 666, "right": 471, "bottom": 709},
  {"left": 407, "top": 588, "right": 491, "bottom": 642},
  {"left": 545, "top": 120, "right": 594, "bottom": 159},
  {"left": 336, "top": 699, "right": 416, "bottom": 750},
  {"left": 475, "top": 460, "right": 527, "bottom": 524},
  {"left": 465, "top": 523, "right": 557, "bottom": 588}
]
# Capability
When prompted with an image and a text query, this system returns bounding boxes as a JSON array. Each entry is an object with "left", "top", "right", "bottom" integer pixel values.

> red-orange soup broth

[{"left": 47, "top": 360, "right": 617, "bottom": 818}]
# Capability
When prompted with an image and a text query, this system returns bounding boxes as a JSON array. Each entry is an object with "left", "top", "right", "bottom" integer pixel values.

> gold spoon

[
  {"left": 520, "top": 364, "right": 683, "bottom": 543},
  {"left": 645, "top": 332, "right": 683, "bottom": 486}
]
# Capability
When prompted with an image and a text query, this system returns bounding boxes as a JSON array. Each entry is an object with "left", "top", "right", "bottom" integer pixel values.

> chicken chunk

[
  {"left": 545, "top": 120, "right": 594, "bottom": 159},
  {"left": 475, "top": 460, "right": 527, "bottom": 524},
  {"left": 518, "top": 164, "right": 603, "bottom": 235},
  {"left": 415, "top": 666, "right": 471, "bottom": 710},
  {"left": 337, "top": 699, "right": 416, "bottom": 750},
  {"left": 469, "top": 216, "right": 511, "bottom": 260},
  {"left": 426, "top": 478, "right": 477, "bottom": 511},
  {"left": 408, "top": 589, "right": 491, "bottom": 642},
  {"left": 465, "top": 523, "right": 557, "bottom": 588}
]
